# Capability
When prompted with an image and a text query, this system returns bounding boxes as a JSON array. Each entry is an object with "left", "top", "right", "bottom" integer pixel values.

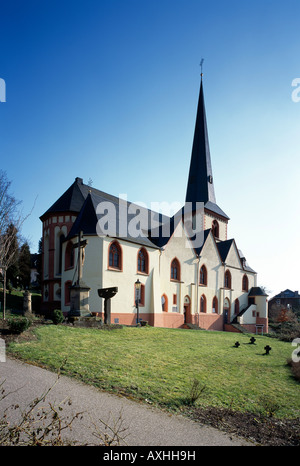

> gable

[
  {"left": 224, "top": 240, "right": 242, "bottom": 269},
  {"left": 199, "top": 230, "right": 222, "bottom": 265},
  {"left": 162, "top": 219, "right": 197, "bottom": 261}
]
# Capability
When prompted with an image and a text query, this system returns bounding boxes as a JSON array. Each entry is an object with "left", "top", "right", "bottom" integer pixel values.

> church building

[{"left": 40, "top": 76, "right": 268, "bottom": 333}]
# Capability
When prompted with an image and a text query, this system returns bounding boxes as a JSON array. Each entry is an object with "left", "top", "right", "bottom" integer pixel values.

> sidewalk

[{"left": 0, "top": 357, "right": 250, "bottom": 446}]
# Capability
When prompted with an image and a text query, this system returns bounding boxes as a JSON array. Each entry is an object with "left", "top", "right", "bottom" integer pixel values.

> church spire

[{"left": 185, "top": 74, "right": 216, "bottom": 206}]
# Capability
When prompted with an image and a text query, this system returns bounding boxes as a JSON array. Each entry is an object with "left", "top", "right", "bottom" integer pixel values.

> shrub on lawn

[
  {"left": 287, "top": 358, "right": 300, "bottom": 382},
  {"left": 186, "top": 378, "right": 206, "bottom": 405},
  {"left": 51, "top": 309, "right": 64, "bottom": 325},
  {"left": 7, "top": 317, "right": 32, "bottom": 334},
  {"left": 279, "top": 322, "right": 300, "bottom": 342}
]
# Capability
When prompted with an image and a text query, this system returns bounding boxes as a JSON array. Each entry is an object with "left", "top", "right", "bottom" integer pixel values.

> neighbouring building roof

[{"left": 272, "top": 289, "right": 300, "bottom": 299}]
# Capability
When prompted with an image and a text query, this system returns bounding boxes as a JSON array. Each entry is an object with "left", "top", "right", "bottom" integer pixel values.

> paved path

[{"left": 0, "top": 357, "right": 250, "bottom": 446}]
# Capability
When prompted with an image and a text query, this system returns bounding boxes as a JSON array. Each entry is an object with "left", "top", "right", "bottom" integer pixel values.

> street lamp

[{"left": 135, "top": 278, "right": 141, "bottom": 326}]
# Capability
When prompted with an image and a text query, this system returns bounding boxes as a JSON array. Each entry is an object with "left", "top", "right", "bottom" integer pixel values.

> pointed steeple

[{"left": 185, "top": 76, "right": 216, "bottom": 205}]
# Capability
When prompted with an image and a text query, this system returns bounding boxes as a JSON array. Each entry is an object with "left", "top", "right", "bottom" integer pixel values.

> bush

[
  {"left": 279, "top": 322, "right": 300, "bottom": 342},
  {"left": 7, "top": 317, "right": 31, "bottom": 334},
  {"left": 51, "top": 309, "right": 64, "bottom": 325},
  {"left": 287, "top": 358, "right": 300, "bottom": 382},
  {"left": 183, "top": 378, "right": 206, "bottom": 406}
]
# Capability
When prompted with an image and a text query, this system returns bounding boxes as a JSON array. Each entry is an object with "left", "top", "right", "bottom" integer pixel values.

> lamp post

[{"left": 135, "top": 278, "right": 141, "bottom": 326}]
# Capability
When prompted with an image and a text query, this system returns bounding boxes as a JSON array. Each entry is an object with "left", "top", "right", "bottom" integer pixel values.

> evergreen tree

[
  {"left": 18, "top": 242, "right": 31, "bottom": 289},
  {"left": 36, "top": 237, "right": 43, "bottom": 288}
]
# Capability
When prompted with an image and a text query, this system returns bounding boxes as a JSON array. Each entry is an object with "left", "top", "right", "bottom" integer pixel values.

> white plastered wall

[
  {"left": 204, "top": 212, "right": 227, "bottom": 241},
  {"left": 159, "top": 220, "right": 198, "bottom": 317},
  {"left": 222, "top": 241, "right": 256, "bottom": 320},
  {"left": 89, "top": 236, "right": 160, "bottom": 316},
  {"left": 198, "top": 231, "right": 223, "bottom": 314}
]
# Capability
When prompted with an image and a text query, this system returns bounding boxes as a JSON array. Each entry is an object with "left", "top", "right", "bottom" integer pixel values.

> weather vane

[{"left": 200, "top": 58, "right": 204, "bottom": 77}]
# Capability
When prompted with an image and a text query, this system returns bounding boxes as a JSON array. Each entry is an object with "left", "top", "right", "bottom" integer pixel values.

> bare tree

[{"left": 0, "top": 171, "right": 31, "bottom": 319}]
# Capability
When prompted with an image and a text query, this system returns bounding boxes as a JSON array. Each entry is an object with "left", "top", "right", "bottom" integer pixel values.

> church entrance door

[
  {"left": 223, "top": 298, "right": 230, "bottom": 324},
  {"left": 183, "top": 296, "right": 191, "bottom": 324}
]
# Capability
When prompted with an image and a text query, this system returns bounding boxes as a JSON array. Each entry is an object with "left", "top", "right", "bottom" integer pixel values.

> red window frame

[
  {"left": 200, "top": 265, "right": 207, "bottom": 286},
  {"left": 224, "top": 270, "right": 231, "bottom": 289},
  {"left": 108, "top": 241, "right": 122, "bottom": 271},
  {"left": 137, "top": 247, "right": 149, "bottom": 274},
  {"left": 200, "top": 294, "right": 207, "bottom": 313},
  {"left": 242, "top": 274, "right": 249, "bottom": 292},
  {"left": 170, "top": 258, "right": 180, "bottom": 281}
]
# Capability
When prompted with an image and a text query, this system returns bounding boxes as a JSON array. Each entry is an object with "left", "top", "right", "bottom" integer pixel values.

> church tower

[{"left": 185, "top": 75, "right": 229, "bottom": 241}]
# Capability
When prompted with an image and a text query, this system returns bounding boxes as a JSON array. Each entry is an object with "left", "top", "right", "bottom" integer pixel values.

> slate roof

[
  {"left": 40, "top": 178, "right": 86, "bottom": 219},
  {"left": 272, "top": 289, "right": 299, "bottom": 299},
  {"left": 238, "top": 250, "right": 256, "bottom": 273},
  {"left": 216, "top": 239, "right": 234, "bottom": 263},
  {"left": 41, "top": 177, "right": 133, "bottom": 218},
  {"left": 248, "top": 287, "right": 268, "bottom": 297},
  {"left": 215, "top": 239, "right": 256, "bottom": 273},
  {"left": 67, "top": 192, "right": 99, "bottom": 237},
  {"left": 204, "top": 201, "right": 230, "bottom": 220},
  {"left": 66, "top": 186, "right": 169, "bottom": 250},
  {"left": 40, "top": 177, "right": 168, "bottom": 248},
  {"left": 185, "top": 78, "right": 229, "bottom": 220},
  {"left": 43, "top": 176, "right": 254, "bottom": 266},
  {"left": 185, "top": 78, "right": 215, "bottom": 205}
]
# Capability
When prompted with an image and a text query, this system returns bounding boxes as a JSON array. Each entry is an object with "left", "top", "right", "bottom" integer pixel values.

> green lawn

[{"left": 7, "top": 325, "right": 300, "bottom": 418}]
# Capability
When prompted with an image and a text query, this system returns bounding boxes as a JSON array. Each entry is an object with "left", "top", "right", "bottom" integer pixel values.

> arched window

[
  {"left": 224, "top": 270, "right": 231, "bottom": 289},
  {"left": 137, "top": 247, "right": 149, "bottom": 274},
  {"left": 212, "top": 220, "right": 219, "bottom": 238},
  {"left": 43, "top": 234, "right": 49, "bottom": 278},
  {"left": 161, "top": 294, "right": 168, "bottom": 312},
  {"left": 108, "top": 241, "right": 122, "bottom": 270},
  {"left": 200, "top": 294, "right": 207, "bottom": 313},
  {"left": 234, "top": 298, "right": 240, "bottom": 315},
  {"left": 242, "top": 274, "right": 249, "bottom": 292},
  {"left": 65, "top": 241, "right": 74, "bottom": 270},
  {"left": 170, "top": 258, "right": 180, "bottom": 281},
  {"left": 212, "top": 296, "right": 218, "bottom": 313},
  {"left": 58, "top": 233, "right": 65, "bottom": 274},
  {"left": 199, "top": 265, "right": 207, "bottom": 286}
]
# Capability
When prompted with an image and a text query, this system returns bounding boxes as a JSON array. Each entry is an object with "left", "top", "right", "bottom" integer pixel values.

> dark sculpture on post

[{"left": 98, "top": 287, "right": 118, "bottom": 324}]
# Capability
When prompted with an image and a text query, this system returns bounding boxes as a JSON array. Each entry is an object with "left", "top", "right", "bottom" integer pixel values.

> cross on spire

[{"left": 200, "top": 58, "right": 204, "bottom": 78}]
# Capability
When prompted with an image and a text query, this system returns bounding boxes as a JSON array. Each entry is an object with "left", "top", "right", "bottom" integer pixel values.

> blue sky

[{"left": 0, "top": 0, "right": 299, "bottom": 297}]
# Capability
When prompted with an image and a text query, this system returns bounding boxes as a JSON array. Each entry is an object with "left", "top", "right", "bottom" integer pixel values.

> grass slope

[
  {"left": 0, "top": 290, "right": 41, "bottom": 314},
  {"left": 8, "top": 325, "right": 299, "bottom": 418}
]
